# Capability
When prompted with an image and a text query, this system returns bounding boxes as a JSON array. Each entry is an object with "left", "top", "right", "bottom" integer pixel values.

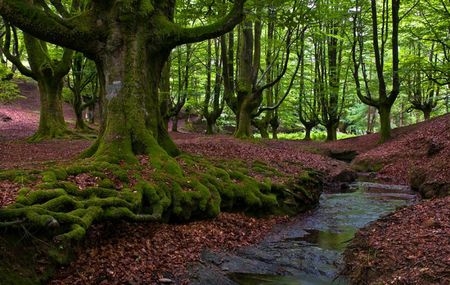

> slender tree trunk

[
  {"left": 73, "top": 90, "right": 91, "bottom": 131},
  {"left": 172, "top": 115, "right": 179, "bottom": 132},
  {"left": 272, "top": 127, "right": 278, "bottom": 139}
]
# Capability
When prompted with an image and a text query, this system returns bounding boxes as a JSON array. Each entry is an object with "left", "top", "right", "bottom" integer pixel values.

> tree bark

[
  {"left": 81, "top": 41, "right": 180, "bottom": 161},
  {"left": 378, "top": 104, "right": 391, "bottom": 143},
  {"left": 304, "top": 127, "right": 312, "bottom": 141}
]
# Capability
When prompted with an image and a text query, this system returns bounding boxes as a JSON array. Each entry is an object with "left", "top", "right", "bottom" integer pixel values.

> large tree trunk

[
  {"left": 304, "top": 127, "right": 312, "bottom": 141},
  {"left": 29, "top": 76, "right": 69, "bottom": 141},
  {"left": 234, "top": 96, "right": 258, "bottom": 138},
  {"left": 81, "top": 42, "right": 180, "bottom": 162},
  {"left": 423, "top": 107, "right": 431, "bottom": 120},
  {"left": 378, "top": 104, "right": 392, "bottom": 143},
  {"left": 325, "top": 122, "right": 338, "bottom": 141},
  {"left": 15, "top": 33, "right": 73, "bottom": 142}
]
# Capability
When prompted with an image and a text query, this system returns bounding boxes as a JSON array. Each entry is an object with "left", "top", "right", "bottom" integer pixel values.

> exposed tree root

[
  {"left": 26, "top": 128, "right": 85, "bottom": 143},
  {"left": 0, "top": 154, "right": 322, "bottom": 246}
]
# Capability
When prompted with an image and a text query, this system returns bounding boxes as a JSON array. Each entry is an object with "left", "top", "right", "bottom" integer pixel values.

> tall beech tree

[
  {"left": 351, "top": 0, "right": 401, "bottom": 142},
  {"left": 0, "top": 0, "right": 246, "bottom": 161},
  {"left": 223, "top": 15, "right": 297, "bottom": 139},
  {"left": 2, "top": 24, "right": 73, "bottom": 141},
  {"left": 406, "top": 43, "right": 439, "bottom": 120},
  {"left": 298, "top": 32, "right": 319, "bottom": 140},
  {"left": 203, "top": 38, "right": 225, "bottom": 134}
]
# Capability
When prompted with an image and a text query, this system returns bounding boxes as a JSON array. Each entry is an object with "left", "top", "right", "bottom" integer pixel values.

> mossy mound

[
  {"left": 0, "top": 170, "right": 40, "bottom": 185},
  {"left": 0, "top": 153, "right": 323, "bottom": 283}
]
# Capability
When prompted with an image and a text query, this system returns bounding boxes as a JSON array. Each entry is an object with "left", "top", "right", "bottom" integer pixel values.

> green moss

[
  {"left": 51, "top": 168, "right": 67, "bottom": 180},
  {"left": 17, "top": 187, "right": 32, "bottom": 196},
  {"left": 15, "top": 188, "right": 66, "bottom": 206},
  {"left": 0, "top": 170, "right": 17, "bottom": 182},
  {"left": 41, "top": 171, "right": 57, "bottom": 182},
  {"left": 66, "top": 165, "right": 97, "bottom": 175},
  {"left": 252, "top": 166, "right": 265, "bottom": 173},
  {"left": 0, "top": 146, "right": 324, "bottom": 246},
  {"left": 162, "top": 158, "right": 183, "bottom": 176},
  {"left": 90, "top": 171, "right": 106, "bottom": 179},
  {"left": 238, "top": 167, "right": 250, "bottom": 175},
  {"left": 97, "top": 178, "right": 115, "bottom": 189}
]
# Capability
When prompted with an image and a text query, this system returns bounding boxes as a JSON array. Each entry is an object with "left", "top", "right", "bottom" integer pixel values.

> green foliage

[
  {"left": 254, "top": 130, "right": 357, "bottom": 141},
  {"left": 0, "top": 66, "right": 21, "bottom": 103}
]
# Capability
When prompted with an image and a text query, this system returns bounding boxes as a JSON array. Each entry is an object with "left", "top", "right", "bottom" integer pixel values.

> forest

[{"left": 0, "top": 0, "right": 448, "bottom": 284}]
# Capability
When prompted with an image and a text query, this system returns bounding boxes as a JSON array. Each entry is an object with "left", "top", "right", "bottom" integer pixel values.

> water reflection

[{"left": 227, "top": 177, "right": 417, "bottom": 285}]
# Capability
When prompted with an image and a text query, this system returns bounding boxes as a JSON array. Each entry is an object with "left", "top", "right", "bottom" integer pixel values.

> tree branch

[
  {"left": 0, "top": 0, "right": 97, "bottom": 56},
  {"left": 253, "top": 47, "right": 302, "bottom": 118},
  {"left": 174, "top": 0, "right": 246, "bottom": 45},
  {"left": 2, "top": 22, "right": 35, "bottom": 79}
]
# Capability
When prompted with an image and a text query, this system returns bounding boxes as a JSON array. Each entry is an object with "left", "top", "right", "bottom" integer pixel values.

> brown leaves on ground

[
  {"left": 355, "top": 114, "right": 450, "bottom": 185},
  {"left": 0, "top": 181, "right": 20, "bottom": 207},
  {"left": 50, "top": 213, "right": 291, "bottom": 284},
  {"left": 344, "top": 196, "right": 450, "bottom": 284},
  {"left": 172, "top": 132, "right": 353, "bottom": 181},
  {"left": 0, "top": 81, "right": 94, "bottom": 169}
]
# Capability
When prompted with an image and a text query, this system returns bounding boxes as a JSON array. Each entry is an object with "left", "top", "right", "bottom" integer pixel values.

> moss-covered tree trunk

[
  {"left": 351, "top": 0, "right": 400, "bottom": 143},
  {"left": 30, "top": 77, "right": 68, "bottom": 141},
  {"left": 81, "top": 39, "right": 180, "bottom": 162},
  {"left": 1, "top": 0, "right": 245, "bottom": 159},
  {"left": 23, "top": 35, "right": 73, "bottom": 142},
  {"left": 3, "top": 29, "right": 73, "bottom": 142},
  {"left": 172, "top": 116, "right": 179, "bottom": 132},
  {"left": 234, "top": 97, "right": 259, "bottom": 138}
]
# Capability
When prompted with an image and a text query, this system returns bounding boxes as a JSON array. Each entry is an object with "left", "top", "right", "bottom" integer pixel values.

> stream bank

[{"left": 187, "top": 175, "right": 418, "bottom": 284}]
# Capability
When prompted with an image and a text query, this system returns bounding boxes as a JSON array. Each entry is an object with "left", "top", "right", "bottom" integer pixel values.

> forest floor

[{"left": 0, "top": 82, "right": 449, "bottom": 284}]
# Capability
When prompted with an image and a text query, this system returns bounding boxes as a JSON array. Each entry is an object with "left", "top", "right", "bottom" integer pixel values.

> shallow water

[{"left": 227, "top": 177, "right": 418, "bottom": 285}]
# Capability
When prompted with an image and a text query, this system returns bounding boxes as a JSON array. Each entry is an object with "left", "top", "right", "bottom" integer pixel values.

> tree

[
  {"left": 405, "top": 43, "right": 439, "bottom": 120},
  {"left": 67, "top": 52, "right": 98, "bottom": 131},
  {"left": 351, "top": 0, "right": 401, "bottom": 142},
  {"left": 2, "top": 23, "right": 73, "bottom": 141},
  {"left": 0, "top": 0, "right": 246, "bottom": 161},
  {"left": 203, "top": 38, "right": 225, "bottom": 134},
  {"left": 222, "top": 7, "right": 299, "bottom": 139},
  {"left": 298, "top": 30, "right": 319, "bottom": 140}
]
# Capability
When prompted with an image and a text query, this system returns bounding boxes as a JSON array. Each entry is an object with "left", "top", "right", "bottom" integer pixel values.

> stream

[{"left": 191, "top": 175, "right": 418, "bottom": 285}]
